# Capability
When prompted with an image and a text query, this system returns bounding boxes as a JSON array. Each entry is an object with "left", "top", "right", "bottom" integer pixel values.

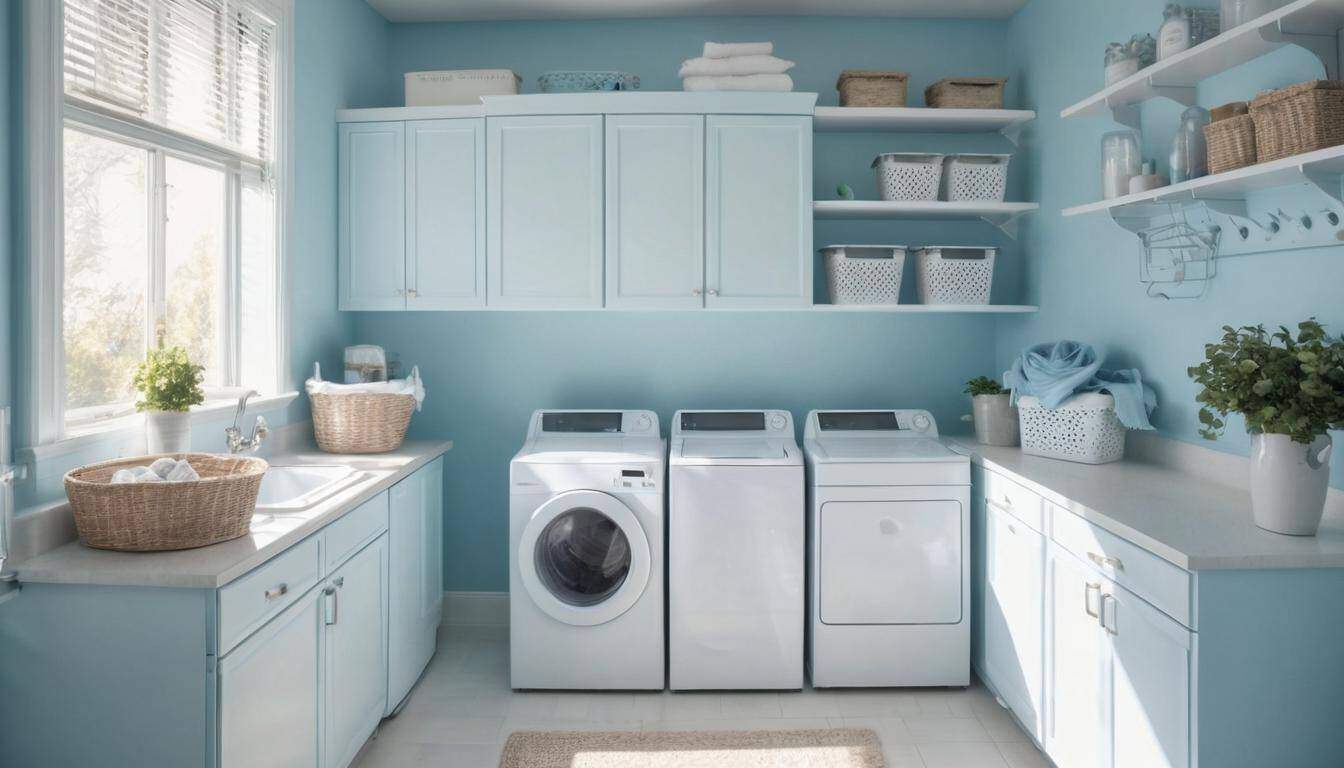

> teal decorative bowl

[{"left": 537, "top": 71, "right": 641, "bottom": 93}]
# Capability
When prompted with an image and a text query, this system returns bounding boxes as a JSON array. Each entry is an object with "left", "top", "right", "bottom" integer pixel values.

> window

[{"left": 49, "top": 0, "right": 289, "bottom": 437}]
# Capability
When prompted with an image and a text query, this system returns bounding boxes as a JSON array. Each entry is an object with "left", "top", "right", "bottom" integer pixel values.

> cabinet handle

[
  {"left": 1101, "top": 593, "right": 1118, "bottom": 635},
  {"left": 333, "top": 576, "right": 344, "bottom": 588},
  {"left": 323, "top": 585, "right": 338, "bottom": 625},
  {"left": 264, "top": 583, "right": 288, "bottom": 600},
  {"left": 692, "top": 288, "right": 702, "bottom": 296},
  {"left": 1084, "top": 581, "right": 1102, "bottom": 620},
  {"left": 1007, "top": 523, "right": 1017, "bottom": 535},
  {"left": 707, "top": 289, "right": 719, "bottom": 296},
  {"left": 406, "top": 289, "right": 419, "bottom": 298},
  {"left": 1087, "top": 552, "right": 1124, "bottom": 571}
]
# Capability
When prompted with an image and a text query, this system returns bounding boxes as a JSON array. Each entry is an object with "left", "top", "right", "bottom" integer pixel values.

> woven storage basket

[
  {"left": 64, "top": 454, "right": 267, "bottom": 552},
  {"left": 925, "top": 77, "right": 1008, "bottom": 109},
  {"left": 1017, "top": 394, "right": 1126, "bottom": 465},
  {"left": 914, "top": 246, "right": 996, "bottom": 305},
  {"left": 311, "top": 392, "right": 415, "bottom": 454},
  {"left": 837, "top": 70, "right": 909, "bottom": 107},
  {"left": 1249, "top": 80, "right": 1344, "bottom": 163},
  {"left": 822, "top": 245, "right": 906, "bottom": 305},
  {"left": 1204, "top": 114, "right": 1257, "bottom": 174}
]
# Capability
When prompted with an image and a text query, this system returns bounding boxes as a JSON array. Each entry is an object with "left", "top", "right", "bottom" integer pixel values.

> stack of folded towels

[
  {"left": 680, "top": 41, "right": 795, "bottom": 92},
  {"left": 111, "top": 457, "right": 200, "bottom": 484}
]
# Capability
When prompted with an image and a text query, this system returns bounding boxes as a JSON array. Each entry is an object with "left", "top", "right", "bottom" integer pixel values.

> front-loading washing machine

[
  {"left": 803, "top": 410, "right": 971, "bottom": 687},
  {"left": 510, "top": 409, "right": 665, "bottom": 690},
  {"left": 668, "top": 410, "right": 805, "bottom": 690}
]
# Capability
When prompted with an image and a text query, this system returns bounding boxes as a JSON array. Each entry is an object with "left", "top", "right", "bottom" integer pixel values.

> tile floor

[{"left": 353, "top": 626, "right": 1053, "bottom": 768}]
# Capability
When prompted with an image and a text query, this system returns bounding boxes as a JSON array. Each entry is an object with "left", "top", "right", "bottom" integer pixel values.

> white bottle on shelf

[{"left": 1158, "top": 4, "right": 1192, "bottom": 61}]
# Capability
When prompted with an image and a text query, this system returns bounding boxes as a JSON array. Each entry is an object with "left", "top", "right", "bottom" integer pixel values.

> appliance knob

[
  {"left": 635, "top": 414, "right": 652, "bottom": 432},
  {"left": 912, "top": 413, "right": 932, "bottom": 432},
  {"left": 769, "top": 413, "right": 787, "bottom": 430}
]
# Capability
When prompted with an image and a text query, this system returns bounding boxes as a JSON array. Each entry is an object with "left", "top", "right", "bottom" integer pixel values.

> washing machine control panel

[
  {"left": 532, "top": 410, "right": 660, "bottom": 438},
  {"left": 612, "top": 467, "right": 660, "bottom": 492},
  {"left": 673, "top": 410, "right": 793, "bottom": 437},
  {"left": 805, "top": 410, "right": 938, "bottom": 438}
]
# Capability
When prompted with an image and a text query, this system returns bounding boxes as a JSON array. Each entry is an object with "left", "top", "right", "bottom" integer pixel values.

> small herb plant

[
  {"left": 964, "top": 376, "right": 1007, "bottom": 397},
  {"left": 1187, "top": 320, "right": 1344, "bottom": 444},
  {"left": 132, "top": 346, "right": 205, "bottom": 413}
]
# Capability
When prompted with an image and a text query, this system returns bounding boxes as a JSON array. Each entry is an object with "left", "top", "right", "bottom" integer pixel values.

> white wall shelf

[
  {"left": 810, "top": 304, "right": 1038, "bottom": 313},
  {"left": 814, "top": 200, "right": 1039, "bottom": 237},
  {"left": 1061, "top": 0, "right": 1344, "bottom": 128},
  {"left": 813, "top": 106, "right": 1035, "bottom": 144}
]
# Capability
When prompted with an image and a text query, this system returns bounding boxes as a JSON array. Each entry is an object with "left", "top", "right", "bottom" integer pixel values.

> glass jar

[
  {"left": 1102, "top": 130, "right": 1143, "bottom": 200},
  {"left": 1158, "top": 4, "right": 1192, "bottom": 60},
  {"left": 1105, "top": 43, "right": 1141, "bottom": 86},
  {"left": 1170, "top": 106, "right": 1211, "bottom": 183},
  {"left": 1221, "top": 0, "right": 1286, "bottom": 29}
]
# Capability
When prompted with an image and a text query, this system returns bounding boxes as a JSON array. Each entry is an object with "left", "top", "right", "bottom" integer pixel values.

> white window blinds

[{"left": 63, "top": 0, "right": 276, "bottom": 165}]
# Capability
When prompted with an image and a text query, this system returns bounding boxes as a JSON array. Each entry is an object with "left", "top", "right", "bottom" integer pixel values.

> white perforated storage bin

[
  {"left": 405, "top": 69, "right": 520, "bottom": 105},
  {"left": 1017, "top": 394, "right": 1126, "bottom": 464},
  {"left": 822, "top": 245, "right": 906, "bottom": 305},
  {"left": 940, "top": 154, "right": 1011, "bottom": 202},
  {"left": 872, "top": 153, "right": 944, "bottom": 201},
  {"left": 914, "top": 246, "right": 996, "bottom": 305}
]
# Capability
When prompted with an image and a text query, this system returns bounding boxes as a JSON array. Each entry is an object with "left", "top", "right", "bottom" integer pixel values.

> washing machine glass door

[{"left": 519, "top": 489, "right": 651, "bottom": 627}]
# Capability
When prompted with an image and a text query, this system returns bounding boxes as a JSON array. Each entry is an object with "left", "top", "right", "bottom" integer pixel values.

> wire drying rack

[{"left": 1133, "top": 202, "right": 1221, "bottom": 300}]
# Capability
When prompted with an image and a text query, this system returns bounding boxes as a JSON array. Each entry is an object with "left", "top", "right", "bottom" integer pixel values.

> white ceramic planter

[
  {"left": 145, "top": 410, "right": 192, "bottom": 454},
  {"left": 1249, "top": 433, "right": 1334, "bottom": 536},
  {"left": 971, "top": 393, "right": 1019, "bottom": 447}
]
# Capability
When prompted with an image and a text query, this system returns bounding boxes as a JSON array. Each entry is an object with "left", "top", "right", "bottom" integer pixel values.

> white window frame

[{"left": 22, "top": 0, "right": 295, "bottom": 449}]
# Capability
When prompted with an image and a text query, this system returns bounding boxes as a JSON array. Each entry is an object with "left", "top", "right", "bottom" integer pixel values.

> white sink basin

[{"left": 255, "top": 465, "right": 361, "bottom": 513}]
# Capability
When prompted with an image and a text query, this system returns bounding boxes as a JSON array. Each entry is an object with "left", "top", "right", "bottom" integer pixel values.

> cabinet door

[
  {"left": 324, "top": 537, "right": 388, "bottom": 768},
  {"left": 219, "top": 588, "right": 321, "bottom": 768},
  {"left": 1108, "top": 582, "right": 1192, "bottom": 768},
  {"left": 705, "top": 115, "right": 812, "bottom": 308},
  {"left": 1047, "top": 544, "right": 1108, "bottom": 768},
  {"left": 406, "top": 119, "right": 485, "bottom": 309},
  {"left": 339, "top": 121, "right": 406, "bottom": 311},
  {"left": 487, "top": 115, "right": 604, "bottom": 308},
  {"left": 605, "top": 115, "right": 705, "bottom": 308},
  {"left": 983, "top": 501, "right": 1045, "bottom": 740},
  {"left": 386, "top": 461, "right": 443, "bottom": 714}
]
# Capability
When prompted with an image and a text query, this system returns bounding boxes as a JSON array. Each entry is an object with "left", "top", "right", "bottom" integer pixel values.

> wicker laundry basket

[
  {"left": 925, "top": 77, "right": 1008, "bottom": 109},
  {"left": 64, "top": 454, "right": 267, "bottom": 552},
  {"left": 837, "top": 70, "right": 909, "bottom": 107},
  {"left": 1249, "top": 80, "right": 1344, "bottom": 163},
  {"left": 311, "top": 392, "right": 415, "bottom": 454},
  {"left": 1204, "top": 114, "right": 1257, "bottom": 174}
]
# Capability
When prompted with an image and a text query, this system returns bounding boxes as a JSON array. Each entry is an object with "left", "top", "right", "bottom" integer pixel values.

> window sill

[{"left": 20, "top": 391, "right": 300, "bottom": 465}]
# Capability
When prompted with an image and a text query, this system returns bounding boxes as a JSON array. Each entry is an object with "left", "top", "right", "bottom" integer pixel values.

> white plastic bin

[
  {"left": 941, "top": 154, "right": 1011, "bottom": 202},
  {"left": 872, "top": 153, "right": 944, "bottom": 201},
  {"left": 821, "top": 245, "right": 906, "bottom": 305},
  {"left": 405, "top": 69, "right": 521, "bottom": 106},
  {"left": 914, "top": 246, "right": 996, "bottom": 305},
  {"left": 1017, "top": 394, "right": 1126, "bottom": 464}
]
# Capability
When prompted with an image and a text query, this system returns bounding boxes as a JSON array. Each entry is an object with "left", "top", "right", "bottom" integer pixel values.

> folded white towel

[
  {"left": 679, "top": 55, "right": 795, "bottom": 78},
  {"left": 307, "top": 363, "right": 426, "bottom": 411},
  {"left": 703, "top": 41, "right": 773, "bottom": 59},
  {"left": 682, "top": 74, "right": 795, "bottom": 92},
  {"left": 110, "top": 458, "right": 198, "bottom": 484}
]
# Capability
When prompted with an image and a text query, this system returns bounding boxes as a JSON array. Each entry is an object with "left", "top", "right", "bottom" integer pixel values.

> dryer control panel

[
  {"left": 672, "top": 410, "right": 793, "bottom": 437},
  {"left": 804, "top": 410, "right": 938, "bottom": 439},
  {"left": 529, "top": 409, "right": 659, "bottom": 438}
]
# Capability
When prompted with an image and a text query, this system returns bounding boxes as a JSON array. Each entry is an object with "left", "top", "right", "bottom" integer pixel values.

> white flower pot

[
  {"left": 145, "top": 410, "right": 192, "bottom": 454},
  {"left": 1249, "top": 433, "right": 1334, "bottom": 536},
  {"left": 971, "top": 393, "right": 1019, "bottom": 447}
]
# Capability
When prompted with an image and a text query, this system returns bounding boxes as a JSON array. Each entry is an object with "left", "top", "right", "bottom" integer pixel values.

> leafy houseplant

[
  {"left": 1188, "top": 321, "right": 1343, "bottom": 535},
  {"left": 964, "top": 376, "right": 1018, "bottom": 447},
  {"left": 132, "top": 346, "right": 205, "bottom": 454}
]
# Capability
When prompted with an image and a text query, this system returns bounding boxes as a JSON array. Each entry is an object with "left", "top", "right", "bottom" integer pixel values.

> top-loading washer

[
  {"left": 803, "top": 410, "right": 971, "bottom": 688},
  {"left": 509, "top": 409, "right": 665, "bottom": 690},
  {"left": 668, "top": 410, "right": 805, "bottom": 690}
]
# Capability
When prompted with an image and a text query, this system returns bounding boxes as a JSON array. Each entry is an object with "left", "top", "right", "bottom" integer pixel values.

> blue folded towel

[{"left": 1004, "top": 341, "right": 1156, "bottom": 430}]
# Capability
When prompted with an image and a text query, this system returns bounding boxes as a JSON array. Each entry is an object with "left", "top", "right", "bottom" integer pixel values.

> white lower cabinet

[
  {"left": 983, "top": 500, "right": 1045, "bottom": 741},
  {"left": 387, "top": 457, "right": 444, "bottom": 713},
  {"left": 324, "top": 536, "right": 390, "bottom": 768},
  {"left": 1047, "top": 542, "right": 1110, "bottom": 768}
]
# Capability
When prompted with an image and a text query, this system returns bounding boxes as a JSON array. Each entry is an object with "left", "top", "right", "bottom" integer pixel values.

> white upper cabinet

[
  {"left": 705, "top": 115, "right": 812, "bottom": 308},
  {"left": 406, "top": 119, "right": 486, "bottom": 309},
  {"left": 488, "top": 115, "right": 605, "bottom": 308},
  {"left": 605, "top": 115, "right": 705, "bottom": 309},
  {"left": 339, "top": 122, "right": 407, "bottom": 311}
]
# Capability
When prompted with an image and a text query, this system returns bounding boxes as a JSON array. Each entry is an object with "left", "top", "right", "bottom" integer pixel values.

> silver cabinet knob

[{"left": 264, "top": 583, "right": 288, "bottom": 600}]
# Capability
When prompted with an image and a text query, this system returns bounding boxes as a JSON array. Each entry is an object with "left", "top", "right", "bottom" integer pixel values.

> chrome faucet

[{"left": 225, "top": 391, "right": 269, "bottom": 454}]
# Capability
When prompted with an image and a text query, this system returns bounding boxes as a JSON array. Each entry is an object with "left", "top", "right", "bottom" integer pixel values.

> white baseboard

[{"left": 442, "top": 590, "right": 509, "bottom": 627}]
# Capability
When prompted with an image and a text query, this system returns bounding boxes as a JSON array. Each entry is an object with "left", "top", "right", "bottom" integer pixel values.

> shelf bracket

[
  {"left": 1301, "top": 167, "right": 1344, "bottom": 206},
  {"left": 1260, "top": 23, "right": 1339, "bottom": 79},
  {"left": 1109, "top": 103, "right": 1142, "bottom": 130},
  {"left": 982, "top": 213, "right": 1023, "bottom": 239},
  {"left": 1000, "top": 122, "right": 1025, "bottom": 148},
  {"left": 1106, "top": 84, "right": 1196, "bottom": 129}
]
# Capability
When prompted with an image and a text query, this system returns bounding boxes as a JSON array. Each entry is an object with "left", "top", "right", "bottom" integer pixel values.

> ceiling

[{"left": 365, "top": 0, "right": 1029, "bottom": 23}]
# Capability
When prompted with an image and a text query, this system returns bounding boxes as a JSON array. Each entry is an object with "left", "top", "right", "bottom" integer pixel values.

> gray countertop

[
  {"left": 16, "top": 440, "right": 452, "bottom": 589},
  {"left": 948, "top": 434, "right": 1344, "bottom": 571}
]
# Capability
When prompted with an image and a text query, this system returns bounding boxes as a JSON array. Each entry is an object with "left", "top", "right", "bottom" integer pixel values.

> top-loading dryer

[
  {"left": 803, "top": 410, "right": 971, "bottom": 688},
  {"left": 668, "top": 410, "right": 805, "bottom": 690}
]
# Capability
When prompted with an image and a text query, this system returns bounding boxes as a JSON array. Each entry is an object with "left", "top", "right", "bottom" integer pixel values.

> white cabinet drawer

[
  {"left": 983, "top": 469, "right": 1046, "bottom": 533},
  {"left": 219, "top": 537, "right": 323, "bottom": 654},
  {"left": 1049, "top": 504, "right": 1192, "bottom": 628},
  {"left": 324, "top": 493, "right": 389, "bottom": 573}
]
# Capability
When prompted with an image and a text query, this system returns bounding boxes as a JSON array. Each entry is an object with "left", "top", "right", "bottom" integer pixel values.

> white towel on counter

[
  {"left": 678, "top": 54, "right": 794, "bottom": 78},
  {"left": 703, "top": 41, "right": 773, "bottom": 59},
  {"left": 306, "top": 363, "right": 426, "bottom": 411},
  {"left": 682, "top": 74, "right": 794, "bottom": 92}
]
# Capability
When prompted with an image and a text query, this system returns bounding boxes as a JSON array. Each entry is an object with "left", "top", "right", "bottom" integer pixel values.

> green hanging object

[{"left": 836, "top": 183, "right": 855, "bottom": 200}]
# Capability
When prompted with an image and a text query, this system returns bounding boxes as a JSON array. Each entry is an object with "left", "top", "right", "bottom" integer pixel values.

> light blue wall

[
  {"left": 363, "top": 16, "right": 1025, "bottom": 592},
  {"left": 1002, "top": 0, "right": 1344, "bottom": 488}
]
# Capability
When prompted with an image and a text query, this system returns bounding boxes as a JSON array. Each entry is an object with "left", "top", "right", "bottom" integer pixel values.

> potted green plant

[
  {"left": 132, "top": 346, "right": 205, "bottom": 454},
  {"left": 964, "top": 376, "right": 1019, "bottom": 447},
  {"left": 1188, "top": 320, "right": 1343, "bottom": 536}
]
